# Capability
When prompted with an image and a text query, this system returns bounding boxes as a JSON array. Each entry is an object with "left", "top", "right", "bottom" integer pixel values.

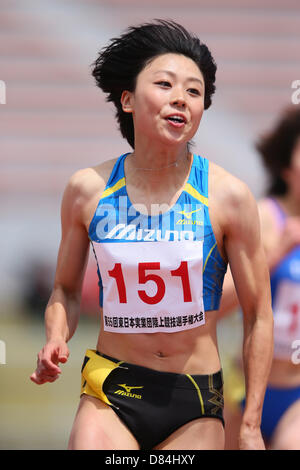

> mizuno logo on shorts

[{"left": 114, "top": 383, "right": 144, "bottom": 399}]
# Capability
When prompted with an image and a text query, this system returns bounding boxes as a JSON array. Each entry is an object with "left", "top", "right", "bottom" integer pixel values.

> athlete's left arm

[{"left": 223, "top": 180, "right": 273, "bottom": 450}]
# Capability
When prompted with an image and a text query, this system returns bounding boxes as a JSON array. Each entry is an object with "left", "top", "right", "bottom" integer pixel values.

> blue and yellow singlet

[
  {"left": 88, "top": 153, "right": 227, "bottom": 334},
  {"left": 267, "top": 198, "right": 300, "bottom": 359}
]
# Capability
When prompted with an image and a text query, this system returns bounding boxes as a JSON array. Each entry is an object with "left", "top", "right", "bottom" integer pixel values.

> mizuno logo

[
  {"left": 104, "top": 224, "right": 196, "bottom": 241},
  {"left": 117, "top": 384, "right": 144, "bottom": 393},
  {"left": 114, "top": 383, "right": 144, "bottom": 399},
  {"left": 177, "top": 208, "right": 202, "bottom": 219}
]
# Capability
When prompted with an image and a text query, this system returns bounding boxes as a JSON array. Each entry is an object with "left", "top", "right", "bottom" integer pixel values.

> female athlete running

[{"left": 30, "top": 20, "right": 273, "bottom": 450}]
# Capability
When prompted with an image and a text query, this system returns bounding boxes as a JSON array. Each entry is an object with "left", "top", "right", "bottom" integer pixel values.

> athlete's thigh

[
  {"left": 153, "top": 418, "right": 225, "bottom": 450},
  {"left": 68, "top": 395, "right": 139, "bottom": 450},
  {"left": 271, "top": 398, "right": 300, "bottom": 450}
]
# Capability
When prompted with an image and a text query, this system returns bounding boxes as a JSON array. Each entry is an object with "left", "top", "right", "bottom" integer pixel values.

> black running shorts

[{"left": 81, "top": 349, "right": 224, "bottom": 449}]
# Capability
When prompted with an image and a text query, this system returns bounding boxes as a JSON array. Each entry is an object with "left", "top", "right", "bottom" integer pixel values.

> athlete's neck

[
  {"left": 128, "top": 145, "right": 191, "bottom": 186},
  {"left": 131, "top": 139, "right": 190, "bottom": 171},
  {"left": 126, "top": 150, "right": 192, "bottom": 193}
]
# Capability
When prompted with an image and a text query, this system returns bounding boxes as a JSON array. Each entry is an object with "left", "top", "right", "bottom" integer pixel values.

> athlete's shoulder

[
  {"left": 257, "top": 197, "right": 274, "bottom": 217},
  {"left": 65, "top": 157, "right": 119, "bottom": 201},
  {"left": 209, "top": 160, "right": 260, "bottom": 243},
  {"left": 257, "top": 197, "right": 279, "bottom": 240},
  {"left": 60, "top": 157, "right": 119, "bottom": 225},
  {"left": 209, "top": 160, "right": 253, "bottom": 207}
]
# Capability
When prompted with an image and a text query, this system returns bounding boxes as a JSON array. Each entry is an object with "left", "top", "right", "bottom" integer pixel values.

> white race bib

[
  {"left": 273, "top": 280, "right": 300, "bottom": 359},
  {"left": 94, "top": 240, "right": 205, "bottom": 333}
]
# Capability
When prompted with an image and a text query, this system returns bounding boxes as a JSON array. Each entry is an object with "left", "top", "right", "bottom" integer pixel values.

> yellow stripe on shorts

[
  {"left": 186, "top": 374, "right": 205, "bottom": 415},
  {"left": 81, "top": 349, "right": 122, "bottom": 406}
]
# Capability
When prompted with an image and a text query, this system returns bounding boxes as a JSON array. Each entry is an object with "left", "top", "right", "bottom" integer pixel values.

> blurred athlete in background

[{"left": 220, "top": 107, "right": 300, "bottom": 449}]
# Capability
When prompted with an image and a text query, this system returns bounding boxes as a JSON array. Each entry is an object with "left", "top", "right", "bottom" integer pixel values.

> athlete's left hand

[{"left": 239, "top": 423, "right": 266, "bottom": 450}]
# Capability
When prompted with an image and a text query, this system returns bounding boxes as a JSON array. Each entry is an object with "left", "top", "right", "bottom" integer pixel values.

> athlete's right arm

[{"left": 30, "top": 169, "right": 97, "bottom": 385}]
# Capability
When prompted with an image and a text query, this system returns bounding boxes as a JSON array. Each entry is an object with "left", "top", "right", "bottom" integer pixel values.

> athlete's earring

[{"left": 121, "top": 90, "right": 133, "bottom": 113}]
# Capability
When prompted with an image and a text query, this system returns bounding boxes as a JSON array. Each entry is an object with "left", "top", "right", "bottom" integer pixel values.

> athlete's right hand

[{"left": 30, "top": 339, "right": 69, "bottom": 385}]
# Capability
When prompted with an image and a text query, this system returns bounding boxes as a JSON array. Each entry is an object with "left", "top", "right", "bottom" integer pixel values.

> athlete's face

[{"left": 121, "top": 53, "right": 205, "bottom": 147}]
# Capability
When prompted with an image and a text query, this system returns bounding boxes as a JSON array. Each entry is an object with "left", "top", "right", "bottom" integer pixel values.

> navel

[{"left": 155, "top": 351, "right": 166, "bottom": 358}]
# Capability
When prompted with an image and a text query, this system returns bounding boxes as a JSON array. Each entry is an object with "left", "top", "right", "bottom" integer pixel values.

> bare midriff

[{"left": 96, "top": 308, "right": 221, "bottom": 375}]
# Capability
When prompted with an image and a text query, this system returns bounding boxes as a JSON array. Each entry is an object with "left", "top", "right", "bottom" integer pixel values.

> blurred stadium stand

[{"left": 0, "top": 0, "right": 299, "bottom": 449}]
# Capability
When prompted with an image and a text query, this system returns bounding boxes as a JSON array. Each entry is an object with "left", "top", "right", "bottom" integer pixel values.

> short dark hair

[
  {"left": 256, "top": 107, "right": 300, "bottom": 196},
  {"left": 91, "top": 19, "right": 217, "bottom": 148}
]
